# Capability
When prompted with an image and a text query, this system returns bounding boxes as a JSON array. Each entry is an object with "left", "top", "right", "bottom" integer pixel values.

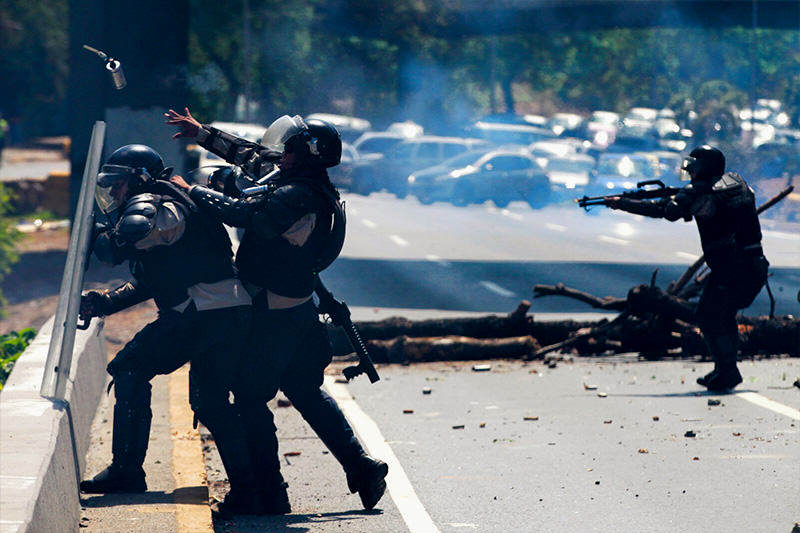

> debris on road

[
  {"left": 597, "top": 392, "right": 608, "bottom": 398},
  {"left": 652, "top": 416, "right": 660, "bottom": 421},
  {"left": 479, "top": 422, "right": 486, "bottom": 428},
  {"left": 523, "top": 415, "right": 539, "bottom": 421},
  {"left": 452, "top": 424, "right": 465, "bottom": 429},
  {"left": 604, "top": 419, "right": 613, "bottom": 424},
  {"left": 684, "top": 430, "right": 697, "bottom": 438},
  {"left": 583, "top": 383, "right": 598, "bottom": 390},
  {"left": 472, "top": 364, "right": 492, "bottom": 372},
  {"left": 422, "top": 387, "right": 432, "bottom": 394},
  {"left": 638, "top": 448, "right": 649, "bottom": 454},
  {"left": 794, "top": 378, "right": 800, "bottom": 390},
  {"left": 283, "top": 451, "right": 301, "bottom": 457},
  {"left": 707, "top": 399, "right": 721, "bottom": 406},
  {"left": 733, "top": 432, "right": 742, "bottom": 437},
  {"left": 277, "top": 398, "right": 292, "bottom": 407},
  {"left": 403, "top": 409, "right": 414, "bottom": 414}
]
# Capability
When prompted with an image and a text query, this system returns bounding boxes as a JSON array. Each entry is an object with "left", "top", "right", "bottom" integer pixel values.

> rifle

[
  {"left": 314, "top": 276, "right": 380, "bottom": 383},
  {"left": 576, "top": 179, "right": 681, "bottom": 210}
]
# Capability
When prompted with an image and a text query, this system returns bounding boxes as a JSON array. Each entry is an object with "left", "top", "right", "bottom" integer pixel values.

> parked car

[
  {"left": 386, "top": 120, "right": 424, "bottom": 138},
  {"left": 590, "top": 152, "right": 659, "bottom": 194},
  {"left": 350, "top": 136, "right": 489, "bottom": 197},
  {"left": 305, "top": 113, "right": 371, "bottom": 143},
  {"left": 352, "top": 132, "right": 406, "bottom": 158},
  {"left": 626, "top": 107, "right": 658, "bottom": 123},
  {"left": 547, "top": 113, "right": 585, "bottom": 137},
  {"left": 469, "top": 121, "right": 556, "bottom": 146},
  {"left": 407, "top": 149, "right": 550, "bottom": 208},
  {"left": 607, "top": 120, "right": 659, "bottom": 153},
  {"left": 648, "top": 150, "right": 683, "bottom": 182},
  {"left": 542, "top": 153, "right": 596, "bottom": 191}
]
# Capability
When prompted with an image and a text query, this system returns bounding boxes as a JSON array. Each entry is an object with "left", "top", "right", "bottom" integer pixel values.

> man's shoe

[
  {"left": 346, "top": 456, "right": 389, "bottom": 510},
  {"left": 80, "top": 464, "right": 146, "bottom": 494},
  {"left": 704, "top": 366, "right": 743, "bottom": 391},
  {"left": 261, "top": 482, "right": 291, "bottom": 515},
  {"left": 211, "top": 489, "right": 269, "bottom": 519},
  {"left": 696, "top": 369, "right": 718, "bottom": 387}
]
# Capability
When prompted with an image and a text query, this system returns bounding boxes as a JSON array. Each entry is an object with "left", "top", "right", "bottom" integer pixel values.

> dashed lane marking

[
  {"left": 325, "top": 376, "right": 441, "bottom": 533},
  {"left": 545, "top": 223, "right": 567, "bottom": 232},
  {"left": 390, "top": 234, "right": 409, "bottom": 247},
  {"left": 598, "top": 235, "right": 630, "bottom": 246},
  {"left": 479, "top": 281, "right": 517, "bottom": 298},
  {"left": 425, "top": 254, "right": 451, "bottom": 267},
  {"left": 735, "top": 392, "right": 800, "bottom": 420},
  {"left": 362, "top": 219, "right": 377, "bottom": 228},
  {"left": 169, "top": 365, "right": 213, "bottom": 533}
]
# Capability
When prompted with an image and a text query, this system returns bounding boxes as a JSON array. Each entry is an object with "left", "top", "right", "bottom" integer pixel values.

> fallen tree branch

[
  {"left": 533, "top": 283, "right": 626, "bottom": 310},
  {"left": 366, "top": 335, "right": 540, "bottom": 363}
]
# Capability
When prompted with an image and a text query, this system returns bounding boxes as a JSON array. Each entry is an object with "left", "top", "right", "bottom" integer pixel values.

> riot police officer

[
  {"left": 166, "top": 108, "right": 388, "bottom": 512},
  {"left": 79, "top": 145, "right": 264, "bottom": 516},
  {"left": 606, "top": 145, "right": 769, "bottom": 390}
]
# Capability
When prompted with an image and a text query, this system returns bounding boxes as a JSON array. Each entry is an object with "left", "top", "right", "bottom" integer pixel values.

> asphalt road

[
  {"left": 324, "top": 193, "right": 799, "bottom": 315},
  {"left": 209, "top": 192, "right": 799, "bottom": 533}
]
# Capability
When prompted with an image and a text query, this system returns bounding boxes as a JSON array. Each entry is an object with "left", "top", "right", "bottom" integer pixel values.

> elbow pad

[
  {"left": 93, "top": 231, "right": 129, "bottom": 265},
  {"left": 189, "top": 185, "right": 257, "bottom": 228},
  {"left": 663, "top": 200, "right": 689, "bottom": 222}
]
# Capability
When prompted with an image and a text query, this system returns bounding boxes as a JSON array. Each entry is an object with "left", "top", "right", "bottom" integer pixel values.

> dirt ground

[{"left": 0, "top": 226, "right": 156, "bottom": 354}]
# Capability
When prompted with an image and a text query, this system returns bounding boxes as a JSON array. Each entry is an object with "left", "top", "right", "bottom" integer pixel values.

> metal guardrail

[{"left": 40, "top": 121, "right": 105, "bottom": 400}]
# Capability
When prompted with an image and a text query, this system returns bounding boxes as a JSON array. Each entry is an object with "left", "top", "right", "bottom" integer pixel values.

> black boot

[
  {"left": 80, "top": 464, "right": 146, "bottom": 493},
  {"left": 696, "top": 368, "right": 718, "bottom": 387},
  {"left": 705, "top": 365, "right": 743, "bottom": 391},
  {"left": 346, "top": 456, "right": 389, "bottom": 510},
  {"left": 210, "top": 488, "right": 268, "bottom": 519},
  {"left": 261, "top": 481, "right": 291, "bottom": 515}
]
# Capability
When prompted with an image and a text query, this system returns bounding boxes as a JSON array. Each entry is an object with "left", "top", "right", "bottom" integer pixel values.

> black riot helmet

[
  {"left": 680, "top": 145, "right": 725, "bottom": 183},
  {"left": 96, "top": 144, "right": 171, "bottom": 215},
  {"left": 261, "top": 115, "right": 342, "bottom": 168}
]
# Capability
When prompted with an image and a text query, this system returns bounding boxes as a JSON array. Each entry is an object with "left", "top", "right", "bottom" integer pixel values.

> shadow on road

[
  {"left": 213, "top": 508, "right": 384, "bottom": 533},
  {"left": 80, "top": 485, "right": 210, "bottom": 508},
  {"left": 609, "top": 389, "right": 757, "bottom": 398}
]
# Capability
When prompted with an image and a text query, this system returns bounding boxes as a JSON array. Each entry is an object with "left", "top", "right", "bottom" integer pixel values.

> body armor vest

[{"left": 126, "top": 181, "right": 235, "bottom": 309}]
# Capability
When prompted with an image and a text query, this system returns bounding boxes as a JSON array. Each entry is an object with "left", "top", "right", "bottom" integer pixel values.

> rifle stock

[{"left": 314, "top": 276, "right": 380, "bottom": 383}]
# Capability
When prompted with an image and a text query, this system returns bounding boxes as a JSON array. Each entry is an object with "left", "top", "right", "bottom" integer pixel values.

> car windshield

[{"left": 598, "top": 155, "right": 655, "bottom": 177}]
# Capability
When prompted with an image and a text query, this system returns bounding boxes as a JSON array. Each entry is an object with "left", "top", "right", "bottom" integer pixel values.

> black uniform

[
  {"left": 191, "top": 124, "right": 382, "bottom": 506},
  {"left": 613, "top": 172, "right": 769, "bottom": 386},
  {"left": 81, "top": 180, "right": 258, "bottom": 495}
]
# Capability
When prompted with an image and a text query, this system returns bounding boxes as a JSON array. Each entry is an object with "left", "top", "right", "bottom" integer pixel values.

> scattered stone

[
  {"left": 692, "top": 457, "right": 700, "bottom": 461},
  {"left": 277, "top": 398, "right": 292, "bottom": 408},
  {"left": 685, "top": 430, "right": 696, "bottom": 438},
  {"left": 283, "top": 451, "right": 301, "bottom": 457},
  {"left": 422, "top": 387, "right": 432, "bottom": 395},
  {"left": 403, "top": 409, "right": 414, "bottom": 414},
  {"left": 472, "top": 364, "right": 492, "bottom": 372},
  {"left": 594, "top": 481, "right": 600, "bottom": 485},
  {"left": 154, "top": 460, "right": 161, "bottom": 464},
  {"left": 523, "top": 416, "right": 539, "bottom": 421},
  {"left": 547, "top": 361, "right": 558, "bottom": 369},
  {"left": 707, "top": 399, "right": 721, "bottom": 406},
  {"left": 479, "top": 422, "right": 486, "bottom": 428},
  {"left": 638, "top": 448, "right": 649, "bottom": 454},
  {"left": 794, "top": 378, "right": 800, "bottom": 390},
  {"left": 452, "top": 424, "right": 465, "bottom": 430},
  {"left": 597, "top": 392, "right": 608, "bottom": 398},
  {"left": 603, "top": 419, "right": 613, "bottom": 424},
  {"left": 652, "top": 416, "right": 660, "bottom": 421},
  {"left": 583, "top": 383, "right": 598, "bottom": 390},
  {"left": 732, "top": 432, "right": 742, "bottom": 437}
]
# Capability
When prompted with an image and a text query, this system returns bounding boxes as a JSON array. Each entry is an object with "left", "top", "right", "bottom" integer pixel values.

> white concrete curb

[{"left": 0, "top": 317, "right": 107, "bottom": 533}]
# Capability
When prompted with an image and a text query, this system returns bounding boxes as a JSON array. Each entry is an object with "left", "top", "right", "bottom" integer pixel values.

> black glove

[{"left": 79, "top": 290, "right": 111, "bottom": 319}]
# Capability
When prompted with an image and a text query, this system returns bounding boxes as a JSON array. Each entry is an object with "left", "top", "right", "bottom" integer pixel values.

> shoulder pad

[
  {"left": 712, "top": 172, "right": 745, "bottom": 193},
  {"left": 116, "top": 194, "right": 160, "bottom": 244},
  {"left": 271, "top": 182, "right": 320, "bottom": 210}
]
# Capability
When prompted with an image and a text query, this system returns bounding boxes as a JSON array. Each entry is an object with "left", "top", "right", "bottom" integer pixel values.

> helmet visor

[
  {"left": 96, "top": 164, "right": 138, "bottom": 214},
  {"left": 679, "top": 156, "right": 697, "bottom": 182},
  {"left": 261, "top": 115, "right": 307, "bottom": 153}
]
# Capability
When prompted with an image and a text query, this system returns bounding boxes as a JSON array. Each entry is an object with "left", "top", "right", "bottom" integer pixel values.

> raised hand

[{"left": 165, "top": 107, "right": 201, "bottom": 140}]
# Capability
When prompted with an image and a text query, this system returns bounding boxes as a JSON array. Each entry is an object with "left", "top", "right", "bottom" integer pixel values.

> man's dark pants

[
  {"left": 106, "top": 304, "right": 256, "bottom": 488},
  {"left": 234, "top": 300, "right": 366, "bottom": 490}
]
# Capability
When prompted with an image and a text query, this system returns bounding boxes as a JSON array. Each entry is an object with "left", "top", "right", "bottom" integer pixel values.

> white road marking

[
  {"left": 763, "top": 230, "right": 800, "bottom": 241},
  {"left": 479, "top": 281, "right": 517, "bottom": 298},
  {"left": 500, "top": 209, "right": 523, "bottom": 221},
  {"left": 362, "top": 219, "right": 377, "bottom": 228},
  {"left": 598, "top": 235, "right": 630, "bottom": 246},
  {"left": 425, "top": 254, "right": 451, "bottom": 267},
  {"left": 735, "top": 392, "right": 800, "bottom": 420},
  {"left": 545, "top": 223, "right": 567, "bottom": 232},
  {"left": 675, "top": 251, "right": 700, "bottom": 261},
  {"left": 390, "top": 234, "right": 409, "bottom": 247},
  {"left": 324, "top": 376, "right": 440, "bottom": 533}
]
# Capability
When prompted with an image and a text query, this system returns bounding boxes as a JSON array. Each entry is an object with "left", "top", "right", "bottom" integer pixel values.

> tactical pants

[
  {"left": 107, "top": 304, "right": 258, "bottom": 490},
  {"left": 234, "top": 300, "right": 366, "bottom": 491},
  {"left": 696, "top": 256, "right": 768, "bottom": 366}
]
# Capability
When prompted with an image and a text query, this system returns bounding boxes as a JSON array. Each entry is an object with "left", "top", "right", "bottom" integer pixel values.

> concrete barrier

[{"left": 0, "top": 317, "right": 107, "bottom": 533}]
